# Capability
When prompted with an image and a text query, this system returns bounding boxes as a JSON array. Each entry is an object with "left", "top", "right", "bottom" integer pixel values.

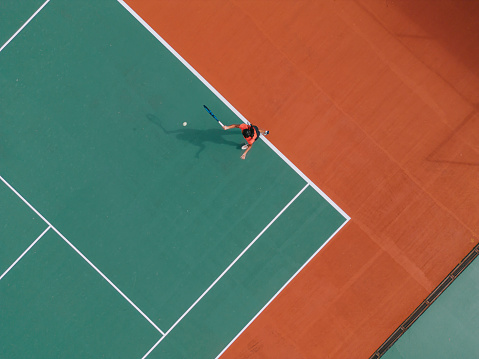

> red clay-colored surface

[{"left": 125, "top": 1, "right": 479, "bottom": 357}]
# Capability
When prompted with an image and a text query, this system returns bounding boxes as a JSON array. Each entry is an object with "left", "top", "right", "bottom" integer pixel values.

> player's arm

[
  {"left": 241, "top": 143, "right": 253, "bottom": 160},
  {"left": 224, "top": 124, "right": 241, "bottom": 130}
]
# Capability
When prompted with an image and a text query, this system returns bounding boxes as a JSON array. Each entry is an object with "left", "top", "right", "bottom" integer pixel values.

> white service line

[
  {"left": 216, "top": 217, "right": 350, "bottom": 358},
  {"left": 116, "top": 0, "right": 349, "bottom": 222},
  {"left": 142, "top": 183, "right": 310, "bottom": 359},
  {"left": 0, "top": 175, "right": 165, "bottom": 335},
  {"left": 0, "top": 0, "right": 51, "bottom": 54},
  {"left": 0, "top": 225, "right": 51, "bottom": 282}
]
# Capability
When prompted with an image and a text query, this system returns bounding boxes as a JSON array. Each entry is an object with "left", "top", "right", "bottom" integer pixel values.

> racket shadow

[{"left": 146, "top": 114, "right": 241, "bottom": 158}]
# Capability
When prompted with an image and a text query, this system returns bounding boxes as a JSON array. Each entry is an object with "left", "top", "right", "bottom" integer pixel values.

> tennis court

[
  {"left": 115, "top": 1, "right": 479, "bottom": 358},
  {"left": 0, "top": 1, "right": 348, "bottom": 358}
]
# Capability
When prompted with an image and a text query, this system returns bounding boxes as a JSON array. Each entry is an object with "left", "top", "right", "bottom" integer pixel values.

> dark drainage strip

[{"left": 370, "top": 242, "right": 479, "bottom": 359}]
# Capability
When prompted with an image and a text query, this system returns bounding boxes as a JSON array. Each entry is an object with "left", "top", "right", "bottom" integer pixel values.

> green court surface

[
  {"left": 0, "top": 1, "right": 347, "bottom": 358},
  {"left": 0, "top": 230, "right": 159, "bottom": 358},
  {"left": 383, "top": 257, "right": 479, "bottom": 359},
  {"left": 0, "top": 183, "right": 45, "bottom": 275}
]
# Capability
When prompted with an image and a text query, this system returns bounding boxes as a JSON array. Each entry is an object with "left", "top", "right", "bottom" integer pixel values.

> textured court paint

[
  {"left": 383, "top": 257, "right": 479, "bottom": 359},
  {"left": 0, "top": 182, "right": 46, "bottom": 275},
  {"left": 147, "top": 185, "right": 346, "bottom": 358},
  {"left": 0, "top": 0, "right": 45, "bottom": 48},
  {"left": 0, "top": 230, "right": 159, "bottom": 359},
  {"left": 124, "top": 0, "right": 479, "bottom": 358}
]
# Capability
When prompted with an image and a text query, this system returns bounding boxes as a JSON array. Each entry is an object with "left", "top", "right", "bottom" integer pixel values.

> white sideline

[
  {"left": 0, "top": 175, "right": 165, "bottom": 335},
  {"left": 0, "top": 226, "right": 51, "bottom": 282},
  {"left": 142, "top": 184, "right": 310, "bottom": 359},
  {"left": 0, "top": 0, "right": 51, "bottom": 54}
]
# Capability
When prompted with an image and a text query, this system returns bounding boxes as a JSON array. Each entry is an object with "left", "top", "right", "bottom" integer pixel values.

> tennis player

[{"left": 223, "top": 123, "right": 269, "bottom": 159}]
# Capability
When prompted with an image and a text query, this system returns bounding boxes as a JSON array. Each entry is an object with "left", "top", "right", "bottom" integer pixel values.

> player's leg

[{"left": 258, "top": 128, "right": 269, "bottom": 136}]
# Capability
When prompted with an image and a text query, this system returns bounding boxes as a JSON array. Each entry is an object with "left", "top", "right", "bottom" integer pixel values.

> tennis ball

[{"left": 183, "top": 122, "right": 187, "bottom": 126}]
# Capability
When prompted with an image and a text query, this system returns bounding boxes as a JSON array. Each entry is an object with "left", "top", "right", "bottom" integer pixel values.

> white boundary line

[
  {"left": 142, "top": 184, "right": 310, "bottom": 359},
  {"left": 116, "top": 0, "right": 350, "bottom": 222},
  {"left": 0, "top": 175, "right": 165, "bottom": 336},
  {"left": 216, "top": 218, "right": 350, "bottom": 358},
  {"left": 0, "top": 226, "right": 51, "bottom": 282},
  {"left": 0, "top": 0, "right": 51, "bottom": 54}
]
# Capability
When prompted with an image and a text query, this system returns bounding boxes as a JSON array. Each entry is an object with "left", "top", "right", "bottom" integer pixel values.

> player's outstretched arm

[
  {"left": 241, "top": 144, "right": 253, "bottom": 160},
  {"left": 224, "top": 124, "right": 241, "bottom": 130}
]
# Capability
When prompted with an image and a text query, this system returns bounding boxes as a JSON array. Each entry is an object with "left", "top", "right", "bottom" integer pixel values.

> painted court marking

[
  {"left": 0, "top": 225, "right": 51, "bottom": 282},
  {"left": 116, "top": 0, "right": 349, "bottom": 221},
  {"left": 142, "top": 184, "right": 310, "bottom": 358},
  {"left": 216, "top": 219, "right": 349, "bottom": 358},
  {"left": 0, "top": 0, "right": 51, "bottom": 54},
  {"left": 0, "top": 175, "right": 165, "bottom": 336}
]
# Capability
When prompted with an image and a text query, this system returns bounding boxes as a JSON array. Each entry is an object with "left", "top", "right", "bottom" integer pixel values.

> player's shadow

[{"left": 146, "top": 114, "right": 241, "bottom": 158}]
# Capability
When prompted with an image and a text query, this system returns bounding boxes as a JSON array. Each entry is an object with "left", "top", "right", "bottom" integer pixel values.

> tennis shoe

[{"left": 264, "top": 131, "right": 269, "bottom": 135}]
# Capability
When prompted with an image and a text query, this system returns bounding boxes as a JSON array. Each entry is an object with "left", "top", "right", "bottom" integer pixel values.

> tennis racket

[{"left": 203, "top": 105, "right": 225, "bottom": 127}]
